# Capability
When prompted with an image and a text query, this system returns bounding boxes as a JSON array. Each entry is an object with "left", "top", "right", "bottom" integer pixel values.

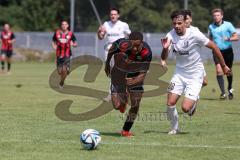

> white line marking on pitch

[
  {"left": 2, "top": 139, "right": 240, "bottom": 149},
  {"left": 102, "top": 141, "right": 240, "bottom": 149}
]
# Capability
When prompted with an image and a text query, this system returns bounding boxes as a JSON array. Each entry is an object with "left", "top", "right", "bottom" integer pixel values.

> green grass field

[{"left": 0, "top": 62, "right": 240, "bottom": 160}]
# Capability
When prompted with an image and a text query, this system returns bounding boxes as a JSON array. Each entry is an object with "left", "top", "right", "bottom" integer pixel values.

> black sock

[
  {"left": 123, "top": 121, "right": 134, "bottom": 131},
  {"left": 1, "top": 61, "right": 4, "bottom": 70},
  {"left": 227, "top": 75, "right": 233, "bottom": 91},
  {"left": 7, "top": 63, "right": 11, "bottom": 71},
  {"left": 217, "top": 75, "right": 225, "bottom": 94}
]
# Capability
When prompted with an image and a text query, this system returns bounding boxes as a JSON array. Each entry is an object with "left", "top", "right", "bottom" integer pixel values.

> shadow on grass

[
  {"left": 101, "top": 132, "right": 121, "bottom": 137},
  {"left": 144, "top": 130, "right": 189, "bottom": 135},
  {"left": 200, "top": 97, "right": 219, "bottom": 101},
  {"left": 80, "top": 148, "right": 100, "bottom": 151},
  {"left": 224, "top": 112, "right": 240, "bottom": 115}
]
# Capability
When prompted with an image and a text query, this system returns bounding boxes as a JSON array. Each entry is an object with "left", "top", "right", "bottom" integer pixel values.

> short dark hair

[
  {"left": 129, "top": 31, "right": 143, "bottom": 41},
  {"left": 110, "top": 7, "right": 120, "bottom": 14},
  {"left": 211, "top": 8, "right": 223, "bottom": 15},
  {"left": 183, "top": 9, "right": 192, "bottom": 17},
  {"left": 170, "top": 10, "right": 186, "bottom": 20}
]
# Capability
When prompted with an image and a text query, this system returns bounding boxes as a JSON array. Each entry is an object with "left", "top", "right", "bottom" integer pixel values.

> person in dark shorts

[
  {"left": 97, "top": 7, "right": 131, "bottom": 102},
  {"left": 208, "top": 8, "right": 239, "bottom": 99},
  {"left": 52, "top": 20, "right": 77, "bottom": 89},
  {"left": 0, "top": 23, "right": 15, "bottom": 74},
  {"left": 105, "top": 31, "right": 152, "bottom": 137}
]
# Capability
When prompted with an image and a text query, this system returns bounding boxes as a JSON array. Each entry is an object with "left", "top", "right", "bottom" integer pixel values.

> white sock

[{"left": 167, "top": 105, "right": 179, "bottom": 130}]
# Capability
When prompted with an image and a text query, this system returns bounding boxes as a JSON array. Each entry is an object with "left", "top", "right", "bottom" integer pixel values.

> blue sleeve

[
  {"left": 208, "top": 24, "right": 213, "bottom": 37},
  {"left": 228, "top": 22, "right": 236, "bottom": 34}
]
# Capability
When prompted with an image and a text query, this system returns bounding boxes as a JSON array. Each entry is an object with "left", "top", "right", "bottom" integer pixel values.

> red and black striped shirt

[
  {"left": 110, "top": 38, "right": 152, "bottom": 77},
  {"left": 111, "top": 38, "right": 152, "bottom": 62},
  {"left": 1, "top": 31, "right": 15, "bottom": 51},
  {"left": 52, "top": 30, "right": 77, "bottom": 58}
]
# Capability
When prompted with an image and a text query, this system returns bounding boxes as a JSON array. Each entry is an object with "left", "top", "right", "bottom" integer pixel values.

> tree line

[{"left": 0, "top": 0, "right": 239, "bottom": 32}]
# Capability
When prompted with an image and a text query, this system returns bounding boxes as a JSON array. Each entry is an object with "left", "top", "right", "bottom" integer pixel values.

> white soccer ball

[{"left": 80, "top": 129, "right": 101, "bottom": 150}]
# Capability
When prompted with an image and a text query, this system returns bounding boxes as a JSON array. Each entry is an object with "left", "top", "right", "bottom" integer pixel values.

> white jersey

[
  {"left": 103, "top": 20, "right": 131, "bottom": 44},
  {"left": 166, "top": 27, "right": 209, "bottom": 75},
  {"left": 189, "top": 25, "right": 200, "bottom": 31}
]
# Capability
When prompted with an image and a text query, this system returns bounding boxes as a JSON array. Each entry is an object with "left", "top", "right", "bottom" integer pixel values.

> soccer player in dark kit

[
  {"left": 105, "top": 31, "right": 152, "bottom": 137},
  {"left": 52, "top": 21, "right": 77, "bottom": 89},
  {"left": 0, "top": 23, "right": 15, "bottom": 74}
]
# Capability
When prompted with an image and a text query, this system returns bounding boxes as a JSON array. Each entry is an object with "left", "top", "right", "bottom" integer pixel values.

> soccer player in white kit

[
  {"left": 160, "top": 10, "right": 231, "bottom": 135},
  {"left": 184, "top": 9, "right": 208, "bottom": 87},
  {"left": 97, "top": 7, "right": 131, "bottom": 102}
]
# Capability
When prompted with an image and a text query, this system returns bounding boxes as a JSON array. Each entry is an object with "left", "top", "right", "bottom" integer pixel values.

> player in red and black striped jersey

[
  {"left": 0, "top": 23, "right": 15, "bottom": 74},
  {"left": 105, "top": 31, "right": 152, "bottom": 137},
  {"left": 52, "top": 21, "right": 77, "bottom": 89}
]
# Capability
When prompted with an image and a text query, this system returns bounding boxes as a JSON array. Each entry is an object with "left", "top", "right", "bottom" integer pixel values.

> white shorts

[
  {"left": 167, "top": 71, "right": 204, "bottom": 101},
  {"left": 104, "top": 43, "right": 114, "bottom": 67}
]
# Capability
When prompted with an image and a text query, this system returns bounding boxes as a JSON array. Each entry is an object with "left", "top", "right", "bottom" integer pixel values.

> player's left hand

[
  {"left": 70, "top": 41, "right": 77, "bottom": 47},
  {"left": 222, "top": 65, "right": 231, "bottom": 76},
  {"left": 223, "top": 36, "right": 231, "bottom": 41},
  {"left": 52, "top": 43, "right": 57, "bottom": 50},
  {"left": 160, "top": 59, "right": 167, "bottom": 68}
]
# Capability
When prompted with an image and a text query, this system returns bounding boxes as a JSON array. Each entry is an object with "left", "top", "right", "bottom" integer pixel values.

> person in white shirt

[
  {"left": 160, "top": 10, "right": 231, "bottom": 135},
  {"left": 97, "top": 8, "right": 131, "bottom": 102},
  {"left": 184, "top": 9, "right": 208, "bottom": 87}
]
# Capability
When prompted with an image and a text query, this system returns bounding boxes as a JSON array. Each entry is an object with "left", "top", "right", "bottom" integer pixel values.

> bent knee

[
  {"left": 112, "top": 95, "right": 126, "bottom": 108},
  {"left": 167, "top": 101, "right": 177, "bottom": 106},
  {"left": 182, "top": 104, "right": 194, "bottom": 113},
  {"left": 182, "top": 107, "right": 190, "bottom": 113}
]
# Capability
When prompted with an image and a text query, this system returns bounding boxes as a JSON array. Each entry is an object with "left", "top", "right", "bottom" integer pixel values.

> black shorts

[
  {"left": 57, "top": 57, "right": 71, "bottom": 73},
  {"left": 1, "top": 50, "right": 13, "bottom": 58},
  {"left": 213, "top": 48, "right": 234, "bottom": 68},
  {"left": 111, "top": 84, "right": 144, "bottom": 94},
  {"left": 110, "top": 66, "right": 144, "bottom": 93}
]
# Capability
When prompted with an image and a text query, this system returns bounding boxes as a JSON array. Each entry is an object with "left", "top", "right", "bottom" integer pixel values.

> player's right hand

[
  {"left": 161, "top": 37, "right": 171, "bottom": 49},
  {"left": 98, "top": 26, "right": 106, "bottom": 34}
]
